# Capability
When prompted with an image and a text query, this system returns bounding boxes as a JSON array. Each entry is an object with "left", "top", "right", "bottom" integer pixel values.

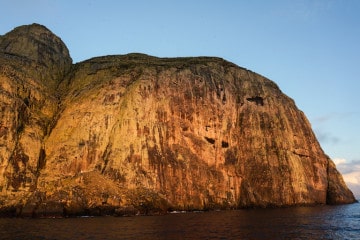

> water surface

[{"left": 1, "top": 203, "right": 359, "bottom": 239}]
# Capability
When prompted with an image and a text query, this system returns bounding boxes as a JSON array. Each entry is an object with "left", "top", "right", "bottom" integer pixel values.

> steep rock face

[
  {"left": 0, "top": 24, "right": 71, "bottom": 215},
  {"left": 0, "top": 25, "right": 356, "bottom": 217}
]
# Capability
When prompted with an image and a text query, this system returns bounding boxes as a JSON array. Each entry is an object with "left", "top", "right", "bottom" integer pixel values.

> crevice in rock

[
  {"left": 101, "top": 143, "right": 112, "bottom": 174},
  {"left": 204, "top": 136, "right": 215, "bottom": 144},
  {"left": 292, "top": 150, "right": 309, "bottom": 158},
  {"left": 36, "top": 148, "right": 46, "bottom": 173},
  {"left": 246, "top": 96, "right": 264, "bottom": 106},
  {"left": 221, "top": 141, "right": 229, "bottom": 148},
  {"left": 16, "top": 101, "right": 29, "bottom": 134}
]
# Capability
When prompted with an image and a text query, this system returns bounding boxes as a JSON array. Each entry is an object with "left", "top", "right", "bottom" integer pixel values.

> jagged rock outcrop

[{"left": 0, "top": 24, "right": 356, "bottom": 217}]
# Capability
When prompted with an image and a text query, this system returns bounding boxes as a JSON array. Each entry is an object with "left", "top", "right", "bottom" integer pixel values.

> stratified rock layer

[{"left": 0, "top": 24, "right": 356, "bottom": 217}]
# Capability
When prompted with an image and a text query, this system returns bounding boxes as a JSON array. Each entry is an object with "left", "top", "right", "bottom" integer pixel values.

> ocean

[{"left": 0, "top": 202, "right": 359, "bottom": 239}]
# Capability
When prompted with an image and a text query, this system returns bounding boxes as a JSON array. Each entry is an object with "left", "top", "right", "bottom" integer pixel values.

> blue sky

[{"left": 2, "top": 0, "right": 360, "bottom": 194}]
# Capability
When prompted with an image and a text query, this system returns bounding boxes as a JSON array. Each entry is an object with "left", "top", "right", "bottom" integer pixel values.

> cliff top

[
  {"left": 0, "top": 23, "right": 72, "bottom": 87},
  {"left": 0, "top": 23, "right": 72, "bottom": 65}
]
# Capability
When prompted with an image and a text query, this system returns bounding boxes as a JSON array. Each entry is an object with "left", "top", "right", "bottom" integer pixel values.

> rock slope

[{"left": 0, "top": 24, "right": 356, "bottom": 217}]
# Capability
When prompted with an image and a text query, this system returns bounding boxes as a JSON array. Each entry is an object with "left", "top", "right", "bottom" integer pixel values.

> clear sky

[{"left": 1, "top": 0, "right": 360, "bottom": 195}]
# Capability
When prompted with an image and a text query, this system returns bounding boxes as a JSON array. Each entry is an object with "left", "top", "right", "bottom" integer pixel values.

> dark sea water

[{"left": 1, "top": 202, "right": 359, "bottom": 240}]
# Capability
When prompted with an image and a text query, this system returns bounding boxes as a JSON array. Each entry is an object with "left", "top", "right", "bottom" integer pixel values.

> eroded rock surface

[{"left": 0, "top": 24, "right": 356, "bottom": 217}]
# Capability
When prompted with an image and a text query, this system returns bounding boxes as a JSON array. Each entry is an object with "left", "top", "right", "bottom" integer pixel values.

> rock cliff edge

[{"left": 0, "top": 24, "right": 356, "bottom": 217}]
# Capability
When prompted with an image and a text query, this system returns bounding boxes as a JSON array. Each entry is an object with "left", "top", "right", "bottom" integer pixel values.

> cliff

[{"left": 0, "top": 24, "right": 356, "bottom": 217}]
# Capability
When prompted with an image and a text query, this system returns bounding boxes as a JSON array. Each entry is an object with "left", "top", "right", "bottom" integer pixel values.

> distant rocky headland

[{"left": 0, "top": 23, "right": 356, "bottom": 217}]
